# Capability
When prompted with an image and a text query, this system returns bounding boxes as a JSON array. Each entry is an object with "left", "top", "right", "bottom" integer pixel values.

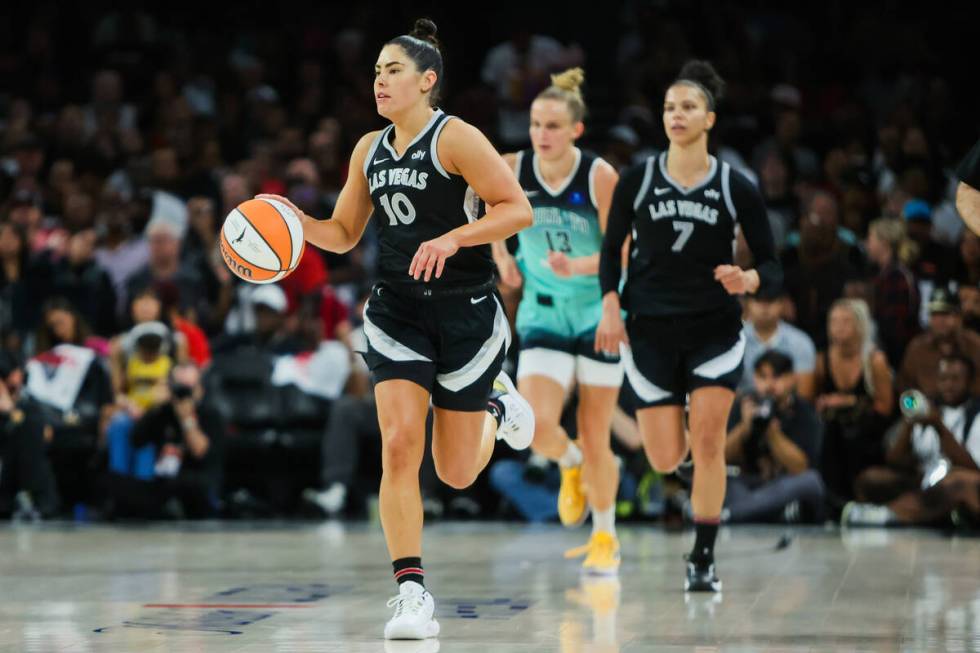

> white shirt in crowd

[{"left": 912, "top": 403, "right": 980, "bottom": 467}]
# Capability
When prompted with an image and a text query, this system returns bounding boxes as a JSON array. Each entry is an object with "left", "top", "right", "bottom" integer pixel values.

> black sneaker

[{"left": 684, "top": 556, "right": 722, "bottom": 593}]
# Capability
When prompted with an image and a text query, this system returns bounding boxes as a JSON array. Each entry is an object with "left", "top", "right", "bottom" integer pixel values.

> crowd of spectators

[{"left": 1, "top": 4, "right": 979, "bottom": 528}]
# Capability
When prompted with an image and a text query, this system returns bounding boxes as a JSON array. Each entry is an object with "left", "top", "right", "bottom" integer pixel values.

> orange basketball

[{"left": 220, "top": 198, "right": 306, "bottom": 284}]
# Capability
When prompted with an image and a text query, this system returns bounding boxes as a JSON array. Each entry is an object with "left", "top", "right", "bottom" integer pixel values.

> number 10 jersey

[{"left": 364, "top": 109, "right": 493, "bottom": 293}]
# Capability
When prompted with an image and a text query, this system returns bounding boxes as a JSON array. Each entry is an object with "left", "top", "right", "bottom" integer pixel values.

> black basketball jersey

[
  {"left": 607, "top": 151, "right": 777, "bottom": 318},
  {"left": 363, "top": 110, "right": 492, "bottom": 293}
]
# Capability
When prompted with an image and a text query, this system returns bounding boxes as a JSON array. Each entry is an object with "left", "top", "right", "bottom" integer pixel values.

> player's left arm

[
  {"left": 715, "top": 172, "right": 782, "bottom": 296},
  {"left": 549, "top": 159, "right": 620, "bottom": 277},
  {"left": 409, "top": 119, "right": 532, "bottom": 282}
]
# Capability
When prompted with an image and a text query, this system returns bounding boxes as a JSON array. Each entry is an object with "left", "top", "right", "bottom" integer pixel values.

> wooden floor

[{"left": 0, "top": 521, "right": 978, "bottom": 652}]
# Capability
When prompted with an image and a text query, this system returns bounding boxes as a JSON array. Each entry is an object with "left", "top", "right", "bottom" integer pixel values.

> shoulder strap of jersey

[
  {"left": 720, "top": 160, "right": 738, "bottom": 219},
  {"left": 363, "top": 126, "right": 393, "bottom": 178},
  {"left": 429, "top": 112, "right": 456, "bottom": 179},
  {"left": 516, "top": 149, "right": 537, "bottom": 191},
  {"left": 632, "top": 155, "right": 657, "bottom": 212}
]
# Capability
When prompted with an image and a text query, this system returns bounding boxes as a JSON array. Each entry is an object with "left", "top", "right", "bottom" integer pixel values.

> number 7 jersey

[
  {"left": 364, "top": 109, "right": 493, "bottom": 292},
  {"left": 514, "top": 147, "right": 604, "bottom": 300}
]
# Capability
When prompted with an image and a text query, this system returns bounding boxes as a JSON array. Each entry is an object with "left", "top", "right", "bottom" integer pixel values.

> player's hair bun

[
  {"left": 410, "top": 18, "right": 440, "bottom": 48},
  {"left": 677, "top": 60, "right": 725, "bottom": 103},
  {"left": 551, "top": 68, "right": 585, "bottom": 93}
]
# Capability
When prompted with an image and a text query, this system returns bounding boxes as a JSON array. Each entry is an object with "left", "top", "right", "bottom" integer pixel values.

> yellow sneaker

[
  {"left": 565, "top": 531, "right": 620, "bottom": 575},
  {"left": 558, "top": 465, "right": 588, "bottom": 527}
]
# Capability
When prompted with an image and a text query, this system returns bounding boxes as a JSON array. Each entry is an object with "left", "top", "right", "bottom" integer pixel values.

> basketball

[{"left": 219, "top": 198, "right": 306, "bottom": 283}]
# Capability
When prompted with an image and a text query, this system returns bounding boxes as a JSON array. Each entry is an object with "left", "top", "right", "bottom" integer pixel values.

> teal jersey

[{"left": 515, "top": 148, "right": 604, "bottom": 299}]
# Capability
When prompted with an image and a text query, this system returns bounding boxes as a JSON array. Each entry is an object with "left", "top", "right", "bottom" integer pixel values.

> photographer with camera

[
  {"left": 724, "top": 350, "right": 826, "bottom": 523},
  {"left": 846, "top": 354, "right": 980, "bottom": 526},
  {"left": 105, "top": 362, "right": 224, "bottom": 518}
]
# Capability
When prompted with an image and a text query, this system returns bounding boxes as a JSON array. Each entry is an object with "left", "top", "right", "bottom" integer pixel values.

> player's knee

[
  {"left": 381, "top": 425, "right": 422, "bottom": 475},
  {"left": 647, "top": 444, "right": 685, "bottom": 473},
  {"left": 689, "top": 430, "right": 724, "bottom": 463},
  {"left": 435, "top": 461, "right": 477, "bottom": 490}
]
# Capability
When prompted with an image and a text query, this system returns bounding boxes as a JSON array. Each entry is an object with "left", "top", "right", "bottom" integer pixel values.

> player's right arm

[
  {"left": 491, "top": 152, "right": 523, "bottom": 288},
  {"left": 257, "top": 131, "right": 378, "bottom": 254},
  {"left": 594, "top": 162, "right": 645, "bottom": 355}
]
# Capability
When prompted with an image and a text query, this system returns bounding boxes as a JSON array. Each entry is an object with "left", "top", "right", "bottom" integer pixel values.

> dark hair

[
  {"left": 0, "top": 221, "right": 30, "bottom": 280},
  {"left": 386, "top": 18, "right": 444, "bottom": 106},
  {"left": 754, "top": 350, "right": 794, "bottom": 377},
  {"left": 35, "top": 297, "right": 91, "bottom": 352},
  {"left": 672, "top": 60, "right": 725, "bottom": 111},
  {"left": 940, "top": 354, "right": 975, "bottom": 383}
]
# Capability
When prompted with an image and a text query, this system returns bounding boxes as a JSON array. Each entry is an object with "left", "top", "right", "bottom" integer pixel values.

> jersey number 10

[{"left": 379, "top": 192, "right": 417, "bottom": 226}]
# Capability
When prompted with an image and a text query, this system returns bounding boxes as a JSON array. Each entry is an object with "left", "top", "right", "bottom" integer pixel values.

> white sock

[
  {"left": 592, "top": 506, "right": 616, "bottom": 536},
  {"left": 557, "top": 442, "right": 583, "bottom": 469}
]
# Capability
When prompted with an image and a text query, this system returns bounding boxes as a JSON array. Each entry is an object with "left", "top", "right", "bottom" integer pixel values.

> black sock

[
  {"left": 392, "top": 557, "right": 424, "bottom": 587},
  {"left": 486, "top": 399, "right": 504, "bottom": 428},
  {"left": 690, "top": 520, "right": 719, "bottom": 564}
]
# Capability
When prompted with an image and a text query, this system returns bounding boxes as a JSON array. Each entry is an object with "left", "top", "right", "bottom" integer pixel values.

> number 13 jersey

[
  {"left": 514, "top": 147, "right": 603, "bottom": 300},
  {"left": 364, "top": 109, "right": 492, "bottom": 293}
]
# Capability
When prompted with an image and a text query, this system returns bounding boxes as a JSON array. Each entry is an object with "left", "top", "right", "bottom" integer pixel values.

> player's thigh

[
  {"left": 431, "top": 406, "right": 490, "bottom": 469},
  {"left": 518, "top": 372, "right": 567, "bottom": 427},
  {"left": 635, "top": 404, "right": 686, "bottom": 453}
]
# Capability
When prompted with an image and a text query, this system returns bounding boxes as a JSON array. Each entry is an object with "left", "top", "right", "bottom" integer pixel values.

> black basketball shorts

[
  {"left": 360, "top": 282, "right": 510, "bottom": 411},
  {"left": 621, "top": 311, "right": 745, "bottom": 409}
]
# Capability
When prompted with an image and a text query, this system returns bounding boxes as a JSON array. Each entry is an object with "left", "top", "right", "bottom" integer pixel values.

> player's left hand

[
  {"left": 410, "top": 232, "right": 461, "bottom": 282},
  {"left": 546, "top": 251, "right": 574, "bottom": 277},
  {"left": 714, "top": 265, "right": 755, "bottom": 295}
]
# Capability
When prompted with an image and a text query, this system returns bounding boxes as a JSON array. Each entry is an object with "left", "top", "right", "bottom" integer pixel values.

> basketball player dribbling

[
  {"left": 492, "top": 68, "right": 625, "bottom": 575},
  {"left": 595, "top": 60, "right": 781, "bottom": 592},
  {"left": 258, "top": 18, "right": 536, "bottom": 640}
]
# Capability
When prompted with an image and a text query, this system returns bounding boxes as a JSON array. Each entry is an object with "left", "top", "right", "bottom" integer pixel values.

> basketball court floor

[{"left": 1, "top": 522, "right": 978, "bottom": 652}]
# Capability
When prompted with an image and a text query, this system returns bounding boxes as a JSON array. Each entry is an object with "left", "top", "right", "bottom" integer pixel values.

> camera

[
  {"left": 752, "top": 396, "right": 775, "bottom": 427},
  {"left": 170, "top": 382, "right": 194, "bottom": 400}
]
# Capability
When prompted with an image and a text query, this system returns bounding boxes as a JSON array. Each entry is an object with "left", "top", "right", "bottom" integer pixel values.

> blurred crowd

[{"left": 1, "top": 4, "right": 979, "bottom": 527}]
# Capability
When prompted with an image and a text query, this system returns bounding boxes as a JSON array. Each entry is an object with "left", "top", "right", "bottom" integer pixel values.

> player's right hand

[
  {"left": 255, "top": 194, "right": 310, "bottom": 224},
  {"left": 594, "top": 310, "right": 628, "bottom": 356},
  {"left": 497, "top": 253, "right": 523, "bottom": 288}
]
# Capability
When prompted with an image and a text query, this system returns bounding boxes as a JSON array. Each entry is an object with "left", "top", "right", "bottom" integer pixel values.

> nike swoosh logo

[
  {"left": 470, "top": 295, "right": 488, "bottom": 304},
  {"left": 654, "top": 187, "right": 671, "bottom": 195},
  {"left": 374, "top": 158, "right": 390, "bottom": 164},
  {"left": 525, "top": 190, "right": 540, "bottom": 197}
]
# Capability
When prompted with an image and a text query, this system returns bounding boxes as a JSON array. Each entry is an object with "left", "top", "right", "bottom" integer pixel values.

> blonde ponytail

[{"left": 536, "top": 67, "right": 587, "bottom": 123}]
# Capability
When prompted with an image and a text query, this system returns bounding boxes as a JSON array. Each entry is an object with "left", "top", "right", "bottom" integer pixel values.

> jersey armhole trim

[
  {"left": 513, "top": 150, "right": 524, "bottom": 177},
  {"left": 588, "top": 157, "right": 601, "bottom": 210},
  {"left": 430, "top": 115, "right": 458, "bottom": 179},
  {"left": 363, "top": 127, "right": 390, "bottom": 178},
  {"left": 633, "top": 157, "right": 655, "bottom": 212},
  {"left": 721, "top": 162, "right": 737, "bottom": 220}
]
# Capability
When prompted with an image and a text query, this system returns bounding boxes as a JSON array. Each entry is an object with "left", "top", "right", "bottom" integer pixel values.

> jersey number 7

[{"left": 671, "top": 221, "right": 694, "bottom": 252}]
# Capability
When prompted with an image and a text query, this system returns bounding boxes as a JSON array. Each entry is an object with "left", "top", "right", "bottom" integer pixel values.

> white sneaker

[
  {"left": 302, "top": 483, "right": 347, "bottom": 516},
  {"left": 491, "top": 370, "right": 534, "bottom": 450},
  {"left": 384, "top": 581, "right": 440, "bottom": 640}
]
